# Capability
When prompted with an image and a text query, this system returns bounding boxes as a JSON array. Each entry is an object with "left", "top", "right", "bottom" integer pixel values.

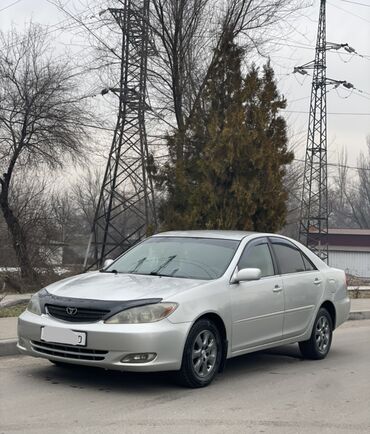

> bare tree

[
  {"left": 8, "top": 174, "right": 65, "bottom": 269},
  {"left": 328, "top": 150, "right": 355, "bottom": 228},
  {"left": 72, "top": 167, "right": 103, "bottom": 232},
  {"left": 353, "top": 138, "right": 370, "bottom": 228},
  {"left": 329, "top": 140, "right": 370, "bottom": 229},
  {"left": 149, "top": 0, "right": 211, "bottom": 132},
  {"left": 150, "top": 1, "right": 304, "bottom": 110},
  {"left": 0, "top": 24, "right": 93, "bottom": 282},
  {"left": 50, "top": 0, "right": 305, "bottom": 130},
  {"left": 280, "top": 160, "right": 304, "bottom": 238},
  {"left": 147, "top": 0, "right": 306, "bottom": 163}
]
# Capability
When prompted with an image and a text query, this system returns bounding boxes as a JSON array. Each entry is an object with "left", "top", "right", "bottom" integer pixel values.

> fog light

[
  {"left": 18, "top": 337, "right": 27, "bottom": 348},
  {"left": 121, "top": 353, "right": 157, "bottom": 363}
]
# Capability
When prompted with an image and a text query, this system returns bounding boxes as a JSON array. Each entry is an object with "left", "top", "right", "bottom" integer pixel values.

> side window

[
  {"left": 302, "top": 253, "right": 316, "bottom": 271},
  {"left": 272, "top": 241, "right": 305, "bottom": 274},
  {"left": 238, "top": 243, "right": 275, "bottom": 278}
]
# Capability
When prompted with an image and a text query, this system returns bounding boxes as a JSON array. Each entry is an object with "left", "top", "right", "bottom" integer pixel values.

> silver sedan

[{"left": 18, "top": 231, "right": 350, "bottom": 387}]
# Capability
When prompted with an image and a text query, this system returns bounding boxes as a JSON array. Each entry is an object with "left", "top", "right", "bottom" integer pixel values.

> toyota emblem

[{"left": 66, "top": 307, "right": 78, "bottom": 316}]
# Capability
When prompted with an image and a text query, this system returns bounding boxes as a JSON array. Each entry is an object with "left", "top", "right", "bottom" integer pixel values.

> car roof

[{"left": 153, "top": 230, "right": 257, "bottom": 241}]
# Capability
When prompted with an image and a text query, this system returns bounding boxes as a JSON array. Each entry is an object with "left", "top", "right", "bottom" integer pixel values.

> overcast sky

[{"left": 1, "top": 0, "right": 369, "bottom": 171}]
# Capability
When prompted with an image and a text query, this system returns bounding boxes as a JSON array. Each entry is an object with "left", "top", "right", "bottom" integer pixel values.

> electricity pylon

[
  {"left": 84, "top": 0, "right": 157, "bottom": 270},
  {"left": 296, "top": 0, "right": 354, "bottom": 262}
]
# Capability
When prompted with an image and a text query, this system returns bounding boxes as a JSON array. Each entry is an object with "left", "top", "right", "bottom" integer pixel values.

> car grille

[
  {"left": 46, "top": 304, "right": 109, "bottom": 323},
  {"left": 31, "top": 341, "right": 108, "bottom": 361}
]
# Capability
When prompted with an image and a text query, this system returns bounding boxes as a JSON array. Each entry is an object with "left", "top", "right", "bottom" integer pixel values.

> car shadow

[
  {"left": 221, "top": 344, "right": 304, "bottom": 378},
  {"left": 30, "top": 362, "right": 181, "bottom": 394}
]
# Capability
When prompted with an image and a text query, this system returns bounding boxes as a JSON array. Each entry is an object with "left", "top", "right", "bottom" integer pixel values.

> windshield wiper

[
  {"left": 129, "top": 257, "right": 147, "bottom": 273},
  {"left": 150, "top": 255, "right": 177, "bottom": 276},
  {"left": 99, "top": 269, "right": 118, "bottom": 274}
]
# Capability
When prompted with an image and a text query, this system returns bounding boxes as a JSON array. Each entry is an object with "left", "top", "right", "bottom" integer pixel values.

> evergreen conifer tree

[{"left": 156, "top": 30, "right": 293, "bottom": 232}]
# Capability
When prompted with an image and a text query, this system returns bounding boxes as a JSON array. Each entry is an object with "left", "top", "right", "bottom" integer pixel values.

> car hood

[{"left": 45, "top": 271, "right": 206, "bottom": 301}]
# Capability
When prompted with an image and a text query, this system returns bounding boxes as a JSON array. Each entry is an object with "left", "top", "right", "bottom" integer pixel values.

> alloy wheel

[
  {"left": 192, "top": 330, "right": 218, "bottom": 378},
  {"left": 315, "top": 315, "right": 330, "bottom": 353}
]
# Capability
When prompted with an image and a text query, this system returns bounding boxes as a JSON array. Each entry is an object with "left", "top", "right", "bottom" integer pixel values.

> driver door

[{"left": 230, "top": 238, "right": 284, "bottom": 353}]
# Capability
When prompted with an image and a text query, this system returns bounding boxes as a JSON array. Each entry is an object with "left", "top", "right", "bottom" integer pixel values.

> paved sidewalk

[
  {"left": 0, "top": 293, "right": 33, "bottom": 308},
  {"left": 0, "top": 317, "right": 18, "bottom": 340},
  {"left": 350, "top": 298, "right": 370, "bottom": 312}
]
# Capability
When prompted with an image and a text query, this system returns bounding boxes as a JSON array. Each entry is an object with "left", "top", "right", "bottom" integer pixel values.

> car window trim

[
  {"left": 236, "top": 236, "right": 278, "bottom": 277},
  {"left": 268, "top": 236, "right": 315, "bottom": 275},
  {"left": 300, "top": 251, "right": 318, "bottom": 271}
]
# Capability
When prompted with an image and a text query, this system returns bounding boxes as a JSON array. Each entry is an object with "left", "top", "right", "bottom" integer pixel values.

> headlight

[
  {"left": 105, "top": 302, "right": 178, "bottom": 324},
  {"left": 27, "top": 294, "right": 42, "bottom": 316}
]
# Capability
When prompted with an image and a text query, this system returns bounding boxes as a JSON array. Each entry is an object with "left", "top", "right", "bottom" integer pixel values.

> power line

[
  {"left": 328, "top": 0, "right": 370, "bottom": 24},
  {"left": 0, "top": 0, "right": 22, "bottom": 13},
  {"left": 293, "top": 67, "right": 370, "bottom": 101},
  {"left": 3, "top": 12, "right": 94, "bottom": 52},
  {"left": 283, "top": 110, "right": 370, "bottom": 115},
  {"left": 340, "top": 0, "right": 370, "bottom": 7},
  {"left": 272, "top": 41, "right": 370, "bottom": 59},
  {"left": 294, "top": 158, "right": 370, "bottom": 172},
  {"left": 46, "top": 0, "right": 120, "bottom": 59}
]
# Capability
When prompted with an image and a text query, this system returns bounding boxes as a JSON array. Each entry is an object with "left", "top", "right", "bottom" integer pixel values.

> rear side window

[
  {"left": 238, "top": 242, "right": 275, "bottom": 278},
  {"left": 302, "top": 254, "right": 316, "bottom": 271},
  {"left": 271, "top": 241, "right": 305, "bottom": 274}
]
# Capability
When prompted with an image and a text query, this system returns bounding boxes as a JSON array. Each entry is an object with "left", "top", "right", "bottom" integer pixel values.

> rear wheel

[
  {"left": 299, "top": 308, "right": 333, "bottom": 360},
  {"left": 177, "top": 319, "right": 222, "bottom": 388}
]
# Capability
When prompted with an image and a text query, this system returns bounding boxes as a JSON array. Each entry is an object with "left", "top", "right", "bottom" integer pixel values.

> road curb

[
  {"left": 0, "top": 339, "right": 19, "bottom": 357},
  {"left": 0, "top": 298, "right": 31, "bottom": 309},
  {"left": 349, "top": 311, "right": 370, "bottom": 321}
]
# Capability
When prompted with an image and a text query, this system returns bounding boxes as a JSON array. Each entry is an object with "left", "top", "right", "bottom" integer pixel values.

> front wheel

[
  {"left": 299, "top": 308, "right": 333, "bottom": 360},
  {"left": 177, "top": 319, "right": 222, "bottom": 388}
]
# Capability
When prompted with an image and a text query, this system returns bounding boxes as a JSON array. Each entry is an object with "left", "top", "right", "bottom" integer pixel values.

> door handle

[
  {"left": 273, "top": 285, "right": 283, "bottom": 293},
  {"left": 314, "top": 279, "right": 322, "bottom": 285}
]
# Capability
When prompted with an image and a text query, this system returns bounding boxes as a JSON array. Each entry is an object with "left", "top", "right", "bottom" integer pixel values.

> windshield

[{"left": 105, "top": 237, "right": 240, "bottom": 280}]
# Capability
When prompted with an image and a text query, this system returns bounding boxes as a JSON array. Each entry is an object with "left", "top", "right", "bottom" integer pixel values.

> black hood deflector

[{"left": 38, "top": 289, "right": 162, "bottom": 320}]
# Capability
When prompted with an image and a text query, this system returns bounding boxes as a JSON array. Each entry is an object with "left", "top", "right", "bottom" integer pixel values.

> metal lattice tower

[
  {"left": 84, "top": 0, "right": 157, "bottom": 270},
  {"left": 298, "top": 0, "right": 329, "bottom": 262}
]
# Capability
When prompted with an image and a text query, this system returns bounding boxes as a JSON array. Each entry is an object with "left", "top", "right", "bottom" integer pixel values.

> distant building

[{"left": 326, "top": 229, "right": 370, "bottom": 278}]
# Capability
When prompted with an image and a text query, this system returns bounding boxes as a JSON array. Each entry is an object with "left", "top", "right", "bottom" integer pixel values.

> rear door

[
  {"left": 270, "top": 237, "right": 323, "bottom": 339},
  {"left": 231, "top": 238, "right": 284, "bottom": 353}
]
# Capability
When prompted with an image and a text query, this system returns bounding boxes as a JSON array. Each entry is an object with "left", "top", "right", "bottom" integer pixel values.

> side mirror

[
  {"left": 233, "top": 268, "right": 261, "bottom": 283},
  {"left": 103, "top": 258, "right": 114, "bottom": 269}
]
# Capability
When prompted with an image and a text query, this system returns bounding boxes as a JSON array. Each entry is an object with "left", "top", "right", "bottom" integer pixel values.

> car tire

[
  {"left": 299, "top": 308, "right": 333, "bottom": 360},
  {"left": 177, "top": 319, "right": 222, "bottom": 388}
]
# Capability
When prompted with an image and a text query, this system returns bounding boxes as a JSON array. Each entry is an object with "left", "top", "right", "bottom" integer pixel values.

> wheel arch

[
  {"left": 191, "top": 312, "right": 228, "bottom": 372},
  {"left": 320, "top": 300, "right": 337, "bottom": 329}
]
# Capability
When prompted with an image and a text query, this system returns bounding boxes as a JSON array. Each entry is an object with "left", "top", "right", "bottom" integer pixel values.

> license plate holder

[{"left": 41, "top": 326, "right": 87, "bottom": 347}]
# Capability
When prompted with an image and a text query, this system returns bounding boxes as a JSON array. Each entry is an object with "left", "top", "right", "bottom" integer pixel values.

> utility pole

[
  {"left": 298, "top": 0, "right": 328, "bottom": 261},
  {"left": 296, "top": 0, "right": 354, "bottom": 262},
  {"left": 84, "top": 0, "right": 157, "bottom": 270}
]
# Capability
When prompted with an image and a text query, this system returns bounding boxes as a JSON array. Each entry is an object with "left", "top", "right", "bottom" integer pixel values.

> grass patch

[{"left": 0, "top": 302, "right": 28, "bottom": 318}]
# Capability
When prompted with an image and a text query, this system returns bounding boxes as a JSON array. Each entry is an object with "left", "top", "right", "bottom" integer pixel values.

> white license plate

[{"left": 41, "top": 326, "right": 87, "bottom": 346}]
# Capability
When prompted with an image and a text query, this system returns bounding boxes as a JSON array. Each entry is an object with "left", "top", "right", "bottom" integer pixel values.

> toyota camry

[{"left": 17, "top": 231, "right": 350, "bottom": 387}]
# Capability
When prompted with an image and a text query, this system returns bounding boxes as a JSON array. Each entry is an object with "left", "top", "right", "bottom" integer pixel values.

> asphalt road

[{"left": 1, "top": 320, "right": 370, "bottom": 434}]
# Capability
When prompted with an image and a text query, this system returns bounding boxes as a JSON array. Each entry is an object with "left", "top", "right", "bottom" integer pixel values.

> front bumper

[{"left": 17, "top": 311, "right": 191, "bottom": 372}]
